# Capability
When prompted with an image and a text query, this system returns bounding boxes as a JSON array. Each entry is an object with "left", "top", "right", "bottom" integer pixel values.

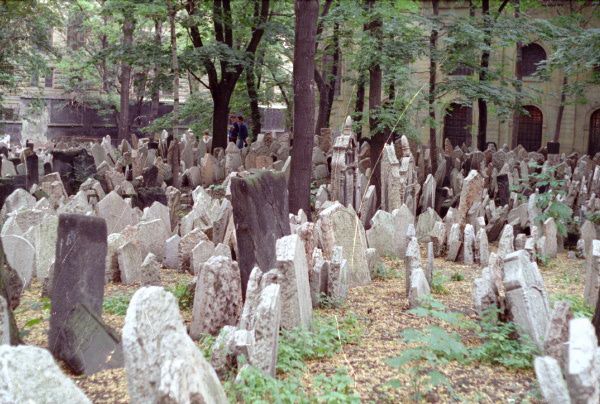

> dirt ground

[{"left": 13, "top": 248, "right": 586, "bottom": 403}]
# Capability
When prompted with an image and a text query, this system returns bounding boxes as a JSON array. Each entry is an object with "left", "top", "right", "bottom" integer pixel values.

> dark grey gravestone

[
  {"left": 49, "top": 214, "right": 108, "bottom": 375},
  {"left": 496, "top": 173, "right": 510, "bottom": 207},
  {"left": 64, "top": 303, "right": 123, "bottom": 374},
  {"left": 142, "top": 165, "right": 159, "bottom": 187},
  {"left": 132, "top": 186, "right": 167, "bottom": 210},
  {"left": 230, "top": 170, "right": 290, "bottom": 299},
  {"left": 25, "top": 153, "right": 39, "bottom": 188}
]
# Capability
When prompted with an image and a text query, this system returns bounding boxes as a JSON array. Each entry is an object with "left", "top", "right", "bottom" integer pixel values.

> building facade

[{"left": 328, "top": 0, "right": 600, "bottom": 155}]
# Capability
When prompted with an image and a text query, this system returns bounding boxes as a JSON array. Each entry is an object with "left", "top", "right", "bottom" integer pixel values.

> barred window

[
  {"left": 589, "top": 109, "right": 600, "bottom": 156},
  {"left": 517, "top": 105, "right": 543, "bottom": 152},
  {"left": 443, "top": 103, "right": 472, "bottom": 147},
  {"left": 521, "top": 43, "right": 546, "bottom": 77}
]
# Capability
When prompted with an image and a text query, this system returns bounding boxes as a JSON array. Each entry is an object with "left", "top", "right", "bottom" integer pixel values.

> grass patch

[
  {"left": 103, "top": 294, "right": 131, "bottom": 316},
  {"left": 225, "top": 313, "right": 363, "bottom": 402},
  {"left": 551, "top": 294, "right": 594, "bottom": 318},
  {"left": 431, "top": 273, "right": 449, "bottom": 295},
  {"left": 167, "top": 281, "right": 195, "bottom": 311},
  {"left": 278, "top": 313, "right": 362, "bottom": 375},
  {"left": 450, "top": 272, "right": 464, "bottom": 282}
]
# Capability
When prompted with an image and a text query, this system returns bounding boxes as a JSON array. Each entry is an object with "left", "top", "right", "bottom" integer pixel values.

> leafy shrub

[
  {"left": 431, "top": 273, "right": 449, "bottom": 295},
  {"left": 277, "top": 314, "right": 362, "bottom": 375},
  {"left": 450, "top": 272, "right": 464, "bottom": 282},
  {"left": 103, "top": 294, "right": 131, "bottom": 316},
  {"left": 373, "top": 261, "right": 399, "bottom": 280},
  {"left": 387, "top": 298, "right": 538, "bottom": 399},
  {"left": 472, "top": 308, "right": 539, "bottom": 369},
  {"left": 167, "top": 281, "right": 194, "bottom": 311},
  {"left": 227, "top": 366, "right": 359, "bottom": 404}
]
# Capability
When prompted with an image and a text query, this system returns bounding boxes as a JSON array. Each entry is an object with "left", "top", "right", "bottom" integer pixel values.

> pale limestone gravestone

[
  {"left": 566, "top": 318, "right": 599, "bottom": 404},
  {"left": 503, "top": 250, "right": 550, "bottom": 349},
  {"left": 122, "top": 287, "right": 227, "bottom": 404},
  {"left": 191, "top": 256, "right": 242, "bottom": 337},
  {"left": 0, "top": 345, "right": 91, "bottom": 403},
  {"left": 275, "top": 234, "right": 313, "bottom": 329},
  {"left": 534, "top": 356, "right": 571, "bottom": 404}
]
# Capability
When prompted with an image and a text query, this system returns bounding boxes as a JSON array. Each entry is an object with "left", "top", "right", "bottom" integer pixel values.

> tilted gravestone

[
  {"left": 49, "top": 214, "right": 122, "bottom": 375},
  {"left": 231, "top": 170, "right": 290, "bottom": 299}
]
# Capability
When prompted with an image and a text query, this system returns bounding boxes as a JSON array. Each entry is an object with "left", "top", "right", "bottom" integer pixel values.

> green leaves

[{"left": 277, "top": 314, "right": 362, "bottom": 376}]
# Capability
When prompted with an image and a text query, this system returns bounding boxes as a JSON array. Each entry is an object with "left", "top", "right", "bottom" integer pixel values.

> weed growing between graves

[
  {"left": 373, "top": 260, "right": 399, "bottom": 280},
  {"left": 277, "top": 313, "right": 362, "bottom": 375},
  {"left": 431, "top": 272, "right": 449, "bottom": 295},
  {"left": 19, "top": 297, "right": 51, "bottom": 339},
  {"left": 551, "top": 294, "right": 593, "bottom": 318},
  {"left": 225, "top": 313, "right": 363, "bottom": 402},
  {"left": 450, "top": 272, "right": 464, "bottom": 282},
  {"left": 226, "top": 365, "right": 360, "bottom": 403},
  {"left": 196, "top": 333, "right": 216, "bottom": 360},
  {"left": 167, "top": 281, "right": 194, "bottom": 311},
  {"left": 102, "top": 294, "right": 131, "bottom": 316},
  {"left": 386, "top": 297, "right": 538, "bottom": 400}
]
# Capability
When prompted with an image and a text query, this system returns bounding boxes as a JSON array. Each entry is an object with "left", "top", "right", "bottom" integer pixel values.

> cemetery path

[{"left": 304, "top": 252, "right": 585, "bottom": 403}]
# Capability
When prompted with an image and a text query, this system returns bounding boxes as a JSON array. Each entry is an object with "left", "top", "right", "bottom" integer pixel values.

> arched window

[
  {"left": 443, "top": 103, "right": 472, "bottom": 148},
  {"left": 589, "top": 109, "right": 600, "bottom": 156},
  {"left": 521, "top": 43, "right": 546, "bottom": 77},
  {"left": 517, "top": 105, "right": 543, "bottom": 152}
]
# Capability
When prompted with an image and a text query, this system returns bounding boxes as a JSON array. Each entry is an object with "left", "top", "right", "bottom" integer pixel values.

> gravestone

[
  {"left": 0, "top": 345, "right": 91, "bottom": 403},
  {"left": 503, "top": 250, "right": 550, "bottom": 349},
  {"left": 25, "top": 153, "right": 39, "bottom": 189},
  {"left": 191, "top": 256, "right": 243, "bottom": 337},
  {"left": 122, "top": 287, "right": 227, "bottom": 404},
  {"left": 230, "top": 171, "right": 290, "bottom": 299},
  {"left": 49, "top": 214, "right": 111, "bottom": 375},
  {"left": 275, "top": 234, "right": 313, "bottom": 329}
]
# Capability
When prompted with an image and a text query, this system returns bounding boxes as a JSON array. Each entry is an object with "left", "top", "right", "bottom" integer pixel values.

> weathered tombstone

[
  {"left": 463, "top": 224, "right": 475, "bottom": 265},
  {"left": 446, "top": 223, "right": 462, "bottom": 262},
  {"left": 122, "top": 287, "right": 227, "bottom": 403},
  {"left": 496, "top": 173, "right": 510, "bottom": 206},
  {"left": 543, "top": 301, "right": 572, "bottom": 371},
  {"left": 251, "top": 284, "right": 282, "bottom": 376},
  {"left": 566, "top": 318, "right": 599, "bottom": 404},
  {"left": 191, "top": 256, "right": 242, "bottom": 337},
  {"left": 275, "top": 234, "right": 313, "bottom": 329},
  {"left": 328, "top": 245, "right": 349, "bottom": 302},
  {"left": 0, "top": 345, "right": 91, "bottom": 403},
  {"left": 25, "top": 153, "right": 39, "bottom": 189},
  {"left": 49, "top": 214, "right": 118, "bottom": 375},
  {"left": 318, "top": 202, "right": 370, "bottom": 287},
  {"left": 457, "top": 170, "right": 484, "bottom": 224},
  {"left": 366, "top": 210, "right": 400, "bottom": 258},
  {"left": 584, "top": 240, "right": 600, "bottom": 308},
  {"left": 534, "top": 356, "right": 571, "bottom": 404},
  {"left": 231, "top": 171, "right": 290, "bottom": 299},
  {"left": 503, "top": 250, "right": 550, "bottom": 349}
]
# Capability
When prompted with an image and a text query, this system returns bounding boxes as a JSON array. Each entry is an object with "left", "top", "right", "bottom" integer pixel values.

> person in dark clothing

[
  {"left": 237, "top": 115, "right": 249, "bottom": 149},
  {"left": 228, "top": 115, "right": 239, "bottom": 144}
]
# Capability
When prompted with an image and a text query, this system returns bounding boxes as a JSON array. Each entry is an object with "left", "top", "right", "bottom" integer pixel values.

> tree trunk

[
  {"left": 553, "top": 75, "right": 568, "bottom": 143},
  {"left": 325, "top": 22, "right": 340, "bottom": 127},
  {"left": 429, "top": 0, "right": 439, "bottom": 175},
  {"left": 212, "top": 91, "right": 232, "bottom": 151},
  {"left": 150, "top": 19, "right": 162, "bottom": 121},
  {"left": 477, "top": 0, "right": 491, "bottom": 151},
  {"left": 118, "top": 18, "right": 135, "bottom": 140},
  {"left": 367, "top": 0, "right": 384, "bottom": 205},
  {"left": 510, "top": 0, "right": 522, "bottom": 149},
  {"left": 288, "top": 0, "right": 319, "bottom": 215},
  {"left": 354, "top": 73, "right": 365, "bottom": 141},
  {"left": 593, "top": 287, "right": 600, "bottom": 344},
  {"left": 169, "top": 1, "right": 179, "bottom": 136},
  {"left": 246, "top": 54, "right": 262, "bottom": 138}
]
